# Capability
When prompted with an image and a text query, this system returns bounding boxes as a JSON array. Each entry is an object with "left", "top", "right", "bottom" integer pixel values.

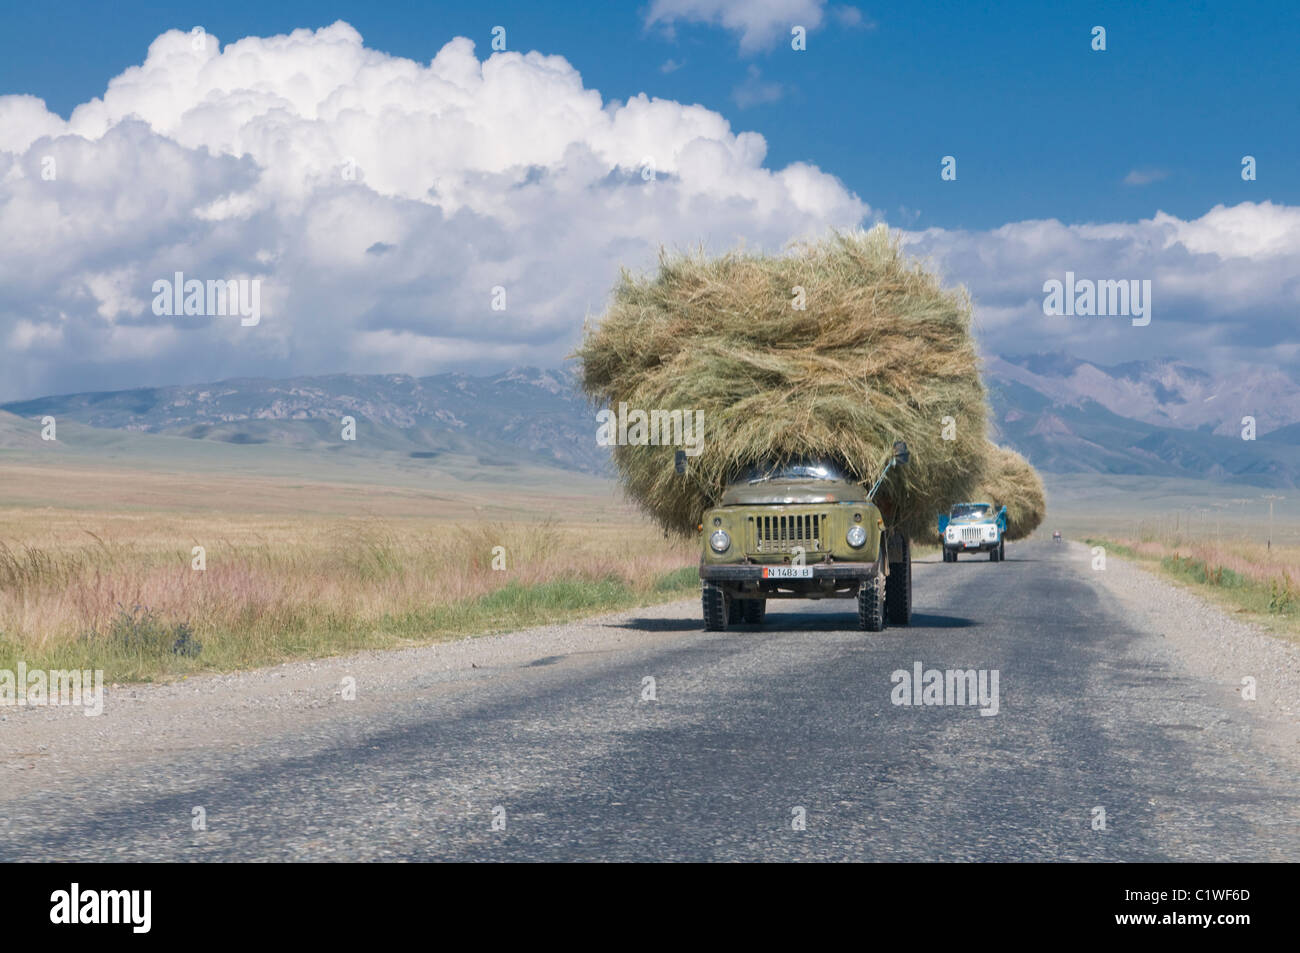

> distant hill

[
  {"left": 986, "top": 355, "right": 1300, "bottom": 487},
  {"left": 987, "top": 353, "right": 1300, "bottom": 437},
  {"left": 4, "top": 356, "right": 1299, "bottom": 487},
  {"left": 1261, "top": 422, "right": 1300, "bottom": 446},
  {"left": 1, "top": 368, "right": 609, "bottom": 475}
]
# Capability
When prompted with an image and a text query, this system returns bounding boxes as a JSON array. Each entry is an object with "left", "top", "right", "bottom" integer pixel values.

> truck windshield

[
  {"left": 741, "top": 460, "right": 847, "bottom": 483},
  {"left": 951, "top": 504, "right": 993, "bottom": 519}
]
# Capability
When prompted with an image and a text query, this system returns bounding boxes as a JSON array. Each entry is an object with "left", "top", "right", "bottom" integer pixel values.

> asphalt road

[{"left": 2, "top": 539, "right": 1297, "bottom": 861}]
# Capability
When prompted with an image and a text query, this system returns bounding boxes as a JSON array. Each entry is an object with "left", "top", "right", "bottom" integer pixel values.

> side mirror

[
  {"left": 674, "top": 450, "right": 688, "bottom": 475},
  {"left": 893, "top": 440, "right": 910, "bottom": 465}
]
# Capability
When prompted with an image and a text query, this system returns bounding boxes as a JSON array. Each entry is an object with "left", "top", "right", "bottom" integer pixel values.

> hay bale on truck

[
  {"left": 576, "top": 226, "right": 992, "bottom": 631},
  {"left": 975, "top": 444, "right": 1046, "bottom": 541}
]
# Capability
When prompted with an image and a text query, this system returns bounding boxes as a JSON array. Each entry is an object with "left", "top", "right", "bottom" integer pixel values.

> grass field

[
  {"left": 0, "top": 450, "right": 697, "bottom": 681},
  {"left": 1043, "top": 473, "right": 1300, "bottom": 548}
]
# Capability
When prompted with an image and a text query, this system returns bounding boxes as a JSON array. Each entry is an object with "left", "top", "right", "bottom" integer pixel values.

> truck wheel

[
  {"left": 999, "top": 539, "right": 1006, "bottom": 561},
  {"left": 989, "top": 544, "right": 999, "bottom": 562},
  {"left": 741, "top": 598, "right": 767, "bottom": 624},
  {"left": 857, "top": 573, "right": 886, "bottom": 632},
  {"left": 702, "top": 583, "right": 729, "bottom": 631},
  {"left": 886, "top": 537, "right": 912, "bottom": 625},
  {"left": 944, "top": 549, "right": 956, "bottom": 563}
]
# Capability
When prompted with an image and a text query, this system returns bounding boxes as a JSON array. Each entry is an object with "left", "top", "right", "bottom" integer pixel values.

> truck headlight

[
  {"left": 846, "top": 525, "right": 867, "bottom": 548},
  {"left": 946, "top": 527, "right": 957, "bottom": 541},
  {"left": 985, "top": 526, "right": 997, "bottom": 539},
  {"left": 709, "top": 530, "right": 731, "bottom": 553}
]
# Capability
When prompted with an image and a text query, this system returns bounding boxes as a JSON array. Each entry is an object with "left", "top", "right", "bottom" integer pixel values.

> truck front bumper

[
  {"left": 944, "top": 539, "right": 999, "bottom": 553},
  {"left": 700, "top": 560, "right": 882, "bottom": 583}
]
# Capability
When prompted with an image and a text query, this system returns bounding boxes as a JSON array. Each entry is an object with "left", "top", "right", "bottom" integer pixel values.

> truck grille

[
  {"left": 752, "top": 513, "right": 826, "bottom": 554},
  {"left": 959, "top": 526, "right": 984, "bottom": 543}
]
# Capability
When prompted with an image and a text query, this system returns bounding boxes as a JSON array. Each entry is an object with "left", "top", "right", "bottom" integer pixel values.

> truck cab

[
  {"left": 940, "top": 502, "right": 1007, "bottom": 562},
  {"left": 682, "top": 445, "right": 912, "bottom": 632}
]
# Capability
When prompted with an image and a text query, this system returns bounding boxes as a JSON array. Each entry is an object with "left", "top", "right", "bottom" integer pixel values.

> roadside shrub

[
  {"left": 90, "top": 604, "right": 203, "bottom": 658},
  {"left": 1269, "top": 574, "right": 1296, "bottom": 614}
]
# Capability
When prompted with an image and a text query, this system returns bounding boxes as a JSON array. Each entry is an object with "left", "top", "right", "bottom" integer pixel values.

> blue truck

[{"left": 939, "top": 502, "right": 1007, "bottom": 562}]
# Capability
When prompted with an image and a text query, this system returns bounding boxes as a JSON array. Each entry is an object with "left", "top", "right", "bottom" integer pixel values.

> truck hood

[{"left": 721, "top": 479, "right": 867, "bottom": 506}]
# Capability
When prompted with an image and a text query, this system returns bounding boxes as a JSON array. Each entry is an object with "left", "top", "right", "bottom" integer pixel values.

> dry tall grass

[
  {"left": 1100, "top": 534, "right": 1299, "bottom": 589},
  {"left": 0, "top": 463, "right": 695, "bottom": 678},
  {"left": 1089, "top": 526, "right": 1300, "bottom": 639}
]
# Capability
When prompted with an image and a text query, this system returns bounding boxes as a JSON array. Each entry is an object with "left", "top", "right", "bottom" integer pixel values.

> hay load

[
  {"left": 974, "top": 444, "right": 1047, "bottom": 541},
  {"left": 576, "top": 226, "right": 991, "bottom": 539}
]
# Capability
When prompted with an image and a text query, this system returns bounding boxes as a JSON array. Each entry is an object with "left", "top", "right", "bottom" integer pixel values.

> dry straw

[
  {"left": 974, "top": 444, "right": 1047, "bottom": 540},
  {"left": 576, "top": 226, "right": 991, "bottom": 538}
]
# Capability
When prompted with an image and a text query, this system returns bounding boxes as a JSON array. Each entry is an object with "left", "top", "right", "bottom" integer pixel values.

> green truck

[{"left": 677, "top": 443, "right": 913, "bottom": 632}]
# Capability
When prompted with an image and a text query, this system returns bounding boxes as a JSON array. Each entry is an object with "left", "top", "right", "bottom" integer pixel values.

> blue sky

[
  {"left": 0, "top": 0, "right": 1297, "bottom": 401},
  {"left": 3, "top": 0, "right": 1295, "bottom": 230}
]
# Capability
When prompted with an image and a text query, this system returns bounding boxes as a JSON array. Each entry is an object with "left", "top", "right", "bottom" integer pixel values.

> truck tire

[
  {"left": 741, "top": 598, "right": 767, "bottom": 624},
  {"left": 857, "top": 573, "right": 886, "bottom": 632},
  {"left": 999, "top": 539, "right": 1005, "bottom": 561},
  {"left": 702, "top": 583, "right": 729, "bottom": 631},
  {"left": 886, "top": 536, "right": 912, "bottom": 625},
  {"left": 943, "top": 549, "right": 955, "bottom": 563},
  {"left": 989, "top": 543, "right": 1000, "bottom": 562}
]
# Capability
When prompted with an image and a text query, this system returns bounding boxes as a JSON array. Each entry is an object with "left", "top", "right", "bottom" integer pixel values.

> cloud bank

[
  {"left": 0, "top": 21, "right": 1296, "bottom": 402},
  {"left": 902, "top": 201, "right": 1300, "bottom": 373},
  {"left": 0, "top": 22, "right": 866, "bottom": 400}
]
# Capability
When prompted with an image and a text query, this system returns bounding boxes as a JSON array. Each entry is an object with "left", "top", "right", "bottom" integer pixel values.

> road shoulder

[
  {"left": 0, "top": 598, "right": 704, "bottom": 801},
  {"left": 1075, "top": 540, "right": 1299, "bottom": 768}
]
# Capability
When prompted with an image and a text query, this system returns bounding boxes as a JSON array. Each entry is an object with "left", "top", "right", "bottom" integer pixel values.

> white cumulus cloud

[
  {"left": 900, "top": 201, "right": 1300, "bottom": 372},
  {"left": 0, "top": 21, "right": 1296, "bottom": 403},
  {"left": 0, "top": 22, "right": 868, "bottom": 400},
  {"left": 645, "top": 0, "right": 827, "bottom": 52}
]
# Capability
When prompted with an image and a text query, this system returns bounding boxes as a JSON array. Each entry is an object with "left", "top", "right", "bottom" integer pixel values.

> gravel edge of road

[
  {"left": 1074, "top": 540, "right": 1299, "bottom": 765},
  {"left": 0, "top": 597, "right": 707, "bottom": 798}
]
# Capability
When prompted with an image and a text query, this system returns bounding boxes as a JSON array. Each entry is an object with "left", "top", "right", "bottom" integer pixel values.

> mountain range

[
  {"left": 4, "top": 355, "right": 1299, "bottom": 487},
  {"left": 0, "top": 368, "right": 607, "bottom": 474},
  {"left": 985, "top": 355, "right": 1300, "bottom": 487}
]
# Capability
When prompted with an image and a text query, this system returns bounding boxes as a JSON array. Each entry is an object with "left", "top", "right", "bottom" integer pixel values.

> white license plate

[{"left": 762, "top": 566, "right": 813, "bottom": 579}]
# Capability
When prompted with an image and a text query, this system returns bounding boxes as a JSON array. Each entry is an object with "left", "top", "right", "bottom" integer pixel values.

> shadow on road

[
  {"left": 609, "top": 617, "right": 703, "bottom": 632},
  {"left": 613, "top": 610, "right": 978, "bottom": 633},
  {"left": 907, "top": 612, "right": 979, "bottom": 628},
  {"left": 936, "top": 557, "right": 1038, "bottom": 564},
  {"left": 758, "top": 610, "right": 980, "bottom": 631}
]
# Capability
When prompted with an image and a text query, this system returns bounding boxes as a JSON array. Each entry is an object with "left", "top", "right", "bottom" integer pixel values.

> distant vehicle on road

[
  {"left": 1053, "top": 530, "right": 1062, "bottom": 543},
  {"left": 940, "top": 502, "right": 1007, "bottom": 562}
]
